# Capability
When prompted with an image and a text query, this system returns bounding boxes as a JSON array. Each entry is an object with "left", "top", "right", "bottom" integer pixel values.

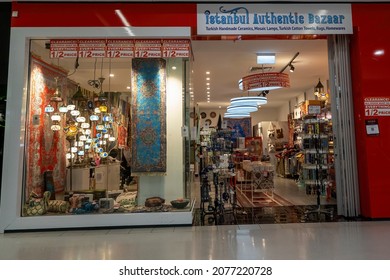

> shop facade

[{"left": 0, "top": 2, "right": 389, "bottom": 232}]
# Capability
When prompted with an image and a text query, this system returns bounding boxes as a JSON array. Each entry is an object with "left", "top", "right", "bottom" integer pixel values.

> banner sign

[
  {"left": 197, "top": 4, "right": 352, "bottom": 35},
  {"left": 364, "top": 97, "right": 390, "bottom": 116},
  {"left": 50, "top": 39, "right": 190, "bottom": 58}
]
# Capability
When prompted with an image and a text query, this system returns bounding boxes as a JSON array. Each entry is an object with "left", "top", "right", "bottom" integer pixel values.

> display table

[
  {"left": 237, "top": 161, "right": 275, "bottom": 206},
  {"left": 66, "top": 162, "right": 121, "bottom": 192}
]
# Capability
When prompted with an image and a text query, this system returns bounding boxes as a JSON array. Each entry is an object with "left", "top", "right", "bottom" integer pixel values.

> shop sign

[
  {"left": 364, "top": 97, "right": 390, "bottom": 116},
  {"left": 50, "top": 39, "right": 190, "bottom": 58},
  {"left": 197, "top": 3, "right": 352, "bottom": 35}
]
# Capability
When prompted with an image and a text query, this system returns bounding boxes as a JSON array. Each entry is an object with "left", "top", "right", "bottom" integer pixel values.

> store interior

[{"left": 24, "top": 37, "right": 337, "bottom": 224}]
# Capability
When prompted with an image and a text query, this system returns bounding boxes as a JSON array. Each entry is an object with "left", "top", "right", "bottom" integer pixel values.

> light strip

[
  {"left": 231, "top": 96, "right": 267, "bottom": 106},
  {"left": 227, "top": 105, "right": 258, "bottom": 113},
  {"left": 224, "top": 112, "right": 251, "bottom": 119}
]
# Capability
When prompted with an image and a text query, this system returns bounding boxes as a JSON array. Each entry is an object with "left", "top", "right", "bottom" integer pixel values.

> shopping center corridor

[{"left": 1, "top": 221, "right": 390, "bottom": 259}]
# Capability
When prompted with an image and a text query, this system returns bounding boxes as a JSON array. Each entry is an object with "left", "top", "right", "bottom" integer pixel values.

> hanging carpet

[{"left": 131, "top": 58, "right": 167, "bottom": 175}]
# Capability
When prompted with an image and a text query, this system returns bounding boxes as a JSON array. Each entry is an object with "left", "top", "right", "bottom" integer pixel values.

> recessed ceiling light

[
  {"left": 171, "top": 66, "right": 177, "bottom": 70},
  {"left": 206, "top": 77, "right": 210, "bottom": 80},
  {"left": 206, "top": 71, "right": 210, "bottom": 75},
  {"left": 109, "top": 73, "right": 114, "bottom": 77},
  {"left": 207, "top": 87, "right": 210, "bottom": 90},
  {"left": 126, "top": 86, "right": 130, "bottom": 90},
  {"left": 206, "top": 83, "right": 210, "bottom": 86}
]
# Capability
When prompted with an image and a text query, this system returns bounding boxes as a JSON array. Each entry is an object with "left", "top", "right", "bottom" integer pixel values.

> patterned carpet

[{"left": 193, "top": 204, "right": 338, "bottom": 226}]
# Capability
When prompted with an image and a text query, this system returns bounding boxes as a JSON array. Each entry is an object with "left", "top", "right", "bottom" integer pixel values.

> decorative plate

[
  {"left": 201, "top": 112, "right": 207, "bottom": 119},
  {"left": 205, "top": 119, "right": 212, "bottom": 126},
  {"left": 210, "top": 111, "right": 216, "bottom": 118},
  {"left": 189, "top": 112, "right": 195, "bottom": 118}
]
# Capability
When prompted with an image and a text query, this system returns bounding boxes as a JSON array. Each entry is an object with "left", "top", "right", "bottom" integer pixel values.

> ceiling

[
  {"left": 34, "top": 38, "right": 329, "bottom": 111},
  {"left": 190, "top": 39, "right": 329, "bottom": 110}
]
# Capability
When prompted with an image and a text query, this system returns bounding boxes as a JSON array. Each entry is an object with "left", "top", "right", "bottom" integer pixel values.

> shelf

[{"left": 302, "top": 164, "right": 332, "bottom": 169}]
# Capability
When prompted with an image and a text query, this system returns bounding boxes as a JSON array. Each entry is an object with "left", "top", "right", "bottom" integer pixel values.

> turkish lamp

[
  {"left": 81, "top": 122, "right": 90, "bottom": 129},
  {"left": 94, "top": 107, "right": 101, "bottom": 114},
  {"left": 70, "top": 147, "right": 78, "bottom": 153},
  {"left": 96, "top": 124, "right": 104, "bottom": 131},
  {"left": 84, "top": 129, "right": 92, "bottom": 135},
  {"left": 59, "top": 105, "right": 68, "bottom": 113},
  {"left": 79, "top": 135, "right": 87, "bottom": 141},
  {"left": 70, "top": 109, "right": 80, "bottom": 117},
  {"left": 314, "top": 78, "right": 325, "bottom": 97},
  {"left": 76, "top": 116, "right": 86, "bottom": 123},
  {"left": 99, "top": 105, "right": 108, "bottom": 113},
  {"left": 78, "top": 151, "right": 85, "bottom": 156},
  {"left": 85, "top": 138, "right": 92, "bottom": 143},
  {"left": 100, "top": 152, "right": 108, "bottom": 158},
  {"left": 51, "top": 114, "right": 61, "bottom": 122},
  {"left": 77, "top": 141, "right": 84, "bottom": 147},
  {"left": 109, "top": 136, "right": 116, "bottom": 142},
  {"left": 90, "top": 114, "right": 99, "bottom": 121},
  {"left": 104, "top": 133, "right": 109, "bottom": 139},
  {"left": 103, "top": 115, "right": 112, "bottom": 122},
  {"left": 44, "top": 104, "right": 55, "bottom": 113},
  {"left": 85, "top": 144, "right": 91, "bottom": 149},
  {"left": 66, "top": 153, "right": 75, "bottom": 159},
  {"left": 50, "top": 124, "right": 61, "bottom": 131},
  {"left": 67, "top": 104, "right": 76, "bottom": 111}
]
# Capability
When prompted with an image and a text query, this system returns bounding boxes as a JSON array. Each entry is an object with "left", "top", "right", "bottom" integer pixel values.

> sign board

[
  {"left": 364, "top": 97, "right": 390, "bottom": 116},
  {"left": 50, "top": 39, "right": 190, "bottom": 59},
  {"left": 365, "top": 119, "right": 379, "bottom": 136},
  {"left": 197, "top": 4, "right": 352, "bottom": 35}
]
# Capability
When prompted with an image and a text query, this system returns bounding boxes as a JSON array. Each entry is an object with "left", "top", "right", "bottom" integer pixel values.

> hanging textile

[
  {"left": 131, "top": 58, "right": 166, "bottom": 175},
  {"left": 26, "top": 55, "right": 76, "bottom": 197}
]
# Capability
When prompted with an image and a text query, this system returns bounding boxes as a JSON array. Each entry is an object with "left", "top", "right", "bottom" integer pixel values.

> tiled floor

[
  {"left": 2, "top": 176, "right": 381, "bottom": 260},
  {"left": 1, "top": 221, "right": 390, "bottom": 259}
]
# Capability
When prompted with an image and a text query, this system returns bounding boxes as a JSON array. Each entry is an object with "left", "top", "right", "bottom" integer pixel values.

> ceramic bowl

[{"left": 170, "top": 199, "right": 190, "bottom": 209}]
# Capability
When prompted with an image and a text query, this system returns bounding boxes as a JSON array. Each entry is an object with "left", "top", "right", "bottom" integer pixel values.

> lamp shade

[
  {"left": 240, "top": 72, "right": 290, "bottom": 91},
  {"left": 224, "top": 112, "right": 251, "bottom": 119},
  {"left": 230, "top": 96, "right": 267, "bottom": 106},
  {"left": 227, "top": 105, "right": 258, "bottom": 113}
]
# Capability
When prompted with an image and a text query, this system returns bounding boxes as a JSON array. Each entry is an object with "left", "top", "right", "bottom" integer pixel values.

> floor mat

[{"left": 193, "top": 204, "right": 338, "bottom": 226}]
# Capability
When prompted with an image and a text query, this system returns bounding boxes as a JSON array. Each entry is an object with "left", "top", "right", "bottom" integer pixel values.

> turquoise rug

[{"left": 131, "top": 58, "right": 166, "bottom": 175}]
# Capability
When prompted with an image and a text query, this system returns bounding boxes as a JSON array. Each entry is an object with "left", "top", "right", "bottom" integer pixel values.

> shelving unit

[{"left": 301, "top": 108, "right": 334, "bottom": 220}]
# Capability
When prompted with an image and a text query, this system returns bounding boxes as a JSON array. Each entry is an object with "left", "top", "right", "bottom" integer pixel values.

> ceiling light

[
  {"left": 289, "top": 64, "right": 295, "bottom": 72},
  {"left": 227, "top": 105, "right": 258, "bottom": 113},
  {"left": 314, "top": 78, "right": 326, "bottom": 100},
  {"left": 257, "top": 53, "right": 275, "bottom": 64},
  {"left": 171, "top": 66, "right": 177, "bottom": 70},
  {"left": 239, "top": 72, "right": 290, "bottom": 91},
  {"left": 224, "top": 112, "right": 251, "bottom": 119},
  {"left": 126, "top": 86, "right": 131, "bottom": 90},
  {"left": 230, "top": 96, "right": 267, "bottom": 106},
  {"left": 109, "top": 73, "right": 114, "bottom": 77},
  {"left": 206, "top": 77, "right": 210, "bottom": 80},
  {"left": 206, "top": 71, "right": 210, "bottom": 75}
]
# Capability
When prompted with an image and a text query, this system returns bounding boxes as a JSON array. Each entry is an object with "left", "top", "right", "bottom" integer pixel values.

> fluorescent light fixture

[{"left": 257, "top": 53, "right": 275, "bottom": 64}]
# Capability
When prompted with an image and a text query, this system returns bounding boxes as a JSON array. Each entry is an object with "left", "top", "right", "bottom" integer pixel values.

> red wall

[
  {"left": 11, "top": 3, "right": 197, "bottom": 29},
  {"left": 351, "top": 4, "right": 390, "bottom": 218}
]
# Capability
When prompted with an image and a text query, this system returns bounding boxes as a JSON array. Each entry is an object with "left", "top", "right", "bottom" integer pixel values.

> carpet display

[
  {"left": 225, "top": 117, "right": 252, "bottom": 141},
  {"left": 131, "top": 58, "right": 166, "bottom": 175},
  {"left": 26, "top": 56, "right": 76, "bottom": 197}
]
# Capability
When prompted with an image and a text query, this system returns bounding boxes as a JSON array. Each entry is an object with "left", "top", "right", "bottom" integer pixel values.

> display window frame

[{"left": 0, "top": 26, "right": 193, "bottom": 232}]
